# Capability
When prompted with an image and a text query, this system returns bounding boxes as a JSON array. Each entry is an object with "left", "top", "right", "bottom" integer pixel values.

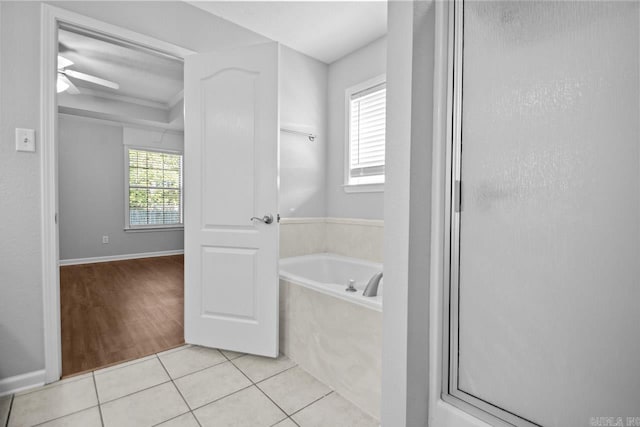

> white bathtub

[{"left": 279, "top": 253, "right": 383, "bottom": 311}]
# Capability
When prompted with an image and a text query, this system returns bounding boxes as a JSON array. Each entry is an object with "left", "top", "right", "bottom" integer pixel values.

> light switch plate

[{"left": 16, "top": 128, "right": 36, "bottom": 152}]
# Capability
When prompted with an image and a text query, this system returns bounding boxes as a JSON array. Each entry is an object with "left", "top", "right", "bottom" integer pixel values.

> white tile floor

[{"left": 0, "top": 345, "right": 379, "bottom": 427}]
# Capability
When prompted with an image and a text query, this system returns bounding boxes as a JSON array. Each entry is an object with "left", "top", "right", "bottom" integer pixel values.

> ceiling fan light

[{"left": 57, "top": 76, "right": 69, "bottom": 93}]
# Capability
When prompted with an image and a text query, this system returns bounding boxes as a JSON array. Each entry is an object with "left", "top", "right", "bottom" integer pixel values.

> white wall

[
  {"left": 326, "top": 36, "right": 387, "bottom": 220},
  {"left": 279, "top": 46, "right": 328, "bottom": 218},
  {"left": 0, "top": 0, "right": 267, "bottom": 382},
  {"left": 381, "top": 1, "right": 434, "bottom": 426},
  {"left": 58, "top": 115, "right": 184, "bottom": 261}
]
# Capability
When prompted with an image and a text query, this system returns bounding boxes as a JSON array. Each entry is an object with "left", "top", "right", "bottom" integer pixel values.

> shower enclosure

[{"left": 444, "top": 1, "right": 640, "bottom": 425}]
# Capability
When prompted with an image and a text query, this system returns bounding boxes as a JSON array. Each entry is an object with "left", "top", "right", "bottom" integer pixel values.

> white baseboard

[
  {"left": 59, "top": 249, "right": 184, "bottom": 266},
  {"left": 325, "top": 217, "right": 384, "bottom": 227},
  {"left": 280, "top": 217, "right": 384, "bottom": 227},
  {"left": 0, "top": 370, "right": 46, "bottom": 397}
]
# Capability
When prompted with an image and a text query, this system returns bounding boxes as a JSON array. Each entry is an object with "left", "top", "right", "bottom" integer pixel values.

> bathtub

[
  {"left": 279, "top": 253, "right": 383, "bottom": 311},
  {"left": 278, "top": 253, "right": 383, "bottom": 420}
]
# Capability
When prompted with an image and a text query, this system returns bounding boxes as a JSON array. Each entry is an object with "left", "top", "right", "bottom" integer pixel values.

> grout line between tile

[
  {"left": 288, "top": 391, "right": 335, "bottom": 419},
  {"left": 92, "top": 373, "right": 105, "bottom": 427},
  {"left": 93, "top": 354, "right": 158, "bottom": 377},
  {"left": 254, "top": 364, "right": 299, "bottom": 385},
  {"left": 156, "top": 344, "right": 192, "bottom": 359},
  {"left": 150, "top": 411, "right": 191, "bottom": 427},
  {"left": 227, "top": 358, "right": 290, "bottom": 422},
  {"left": 268, "top": 417, "right": 290, "bottom": 427},
  {"left": 4, "top": 394, "right": 14, "bottom": 427},
  {"left": 220, "top": 350, "right": 245, "bottom": 362},
  {"left": 98, "top": 379, "right": 173, "bottom": 405},
  {"left": 31, "top": 406, "right": 101, "bottom": 427},
  {"left": 165, "top": 353, "right": 229, "bottom": 382},
  {"left": 188, "top": 384, "right": 254, "bottom": 412},
  {"left": 13, "top": 373, "right": 90, "bottom": 397},
  {"left": 193, "top": 411, "right": 203, "bottom": 427},
  {"left": 155, "top": 353, "right": 202, "bottom": 427},
  {"left": 155, "top": 355, "right": 189, "bottom": 404}
]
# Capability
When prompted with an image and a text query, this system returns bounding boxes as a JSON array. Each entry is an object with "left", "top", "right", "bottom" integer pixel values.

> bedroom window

[
  {"left": 125, "top": 148, "right": 183, "bottom": 230},
  {"left": 344, "top": 75, "right": 386, "bottom": 192}
]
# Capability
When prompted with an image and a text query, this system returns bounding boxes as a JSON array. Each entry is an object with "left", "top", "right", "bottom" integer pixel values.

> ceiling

[
  {"left": 189, "top": 1, "right": 388, "bottom": 64},
  {"left": 59, "top": 28, "right": 183, "bottom": 106},
  {"left": 58, "top": 27, "right": 184, "bottom": 129}
]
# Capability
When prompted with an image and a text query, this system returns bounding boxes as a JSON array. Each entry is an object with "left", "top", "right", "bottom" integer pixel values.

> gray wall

[
  {"left": 58, "top": 116, "right": 184, "bottom": 260},
  {"left": 0, "top": 1, "right": 47, "bottom": 379},
  {"left": 0, "top": 0, "right": 267, "bottom": 381},
  {"left": 279, "top": 47, "right": 328, "bottom": 218},
  {"left": 326, "top": 37, "right": 387, "bottom": 220}
]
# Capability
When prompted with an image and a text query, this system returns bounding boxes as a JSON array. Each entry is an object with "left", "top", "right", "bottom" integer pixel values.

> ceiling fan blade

[
  {"left": 59, "top": 74, "right": 80, "bottom": 95},
  {"left": 57, "top": 55, "right": 74, "bottom": 70},
  {"left": 58, "top": 42, "right": 77, "bottom": 54},
  {"left": 64, "top": 69, "right": 120, "bottom": 90}
]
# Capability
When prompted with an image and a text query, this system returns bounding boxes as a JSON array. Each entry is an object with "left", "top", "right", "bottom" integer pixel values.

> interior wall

[
  {"left": 279, "top": 46, "right": 328, "bottom": 218},
  {"left": 381, "top": 1, "right": 434, "bottom": 426},
  {"left": 326, "top": 36, "right": 387, "bottom": 220},
  {"left": 58, "top": 115, "right": 184, "bottom": 261},
  {"left": 0, "top": 0, "right": 267, "bottom": 382},
  {"left": 0, "top": 1, "right": 47, "bottom": 381}
]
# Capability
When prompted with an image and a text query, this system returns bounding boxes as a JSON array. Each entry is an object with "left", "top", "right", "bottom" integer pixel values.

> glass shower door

[{"left": 451, "top": 1, "right": 640, "bottom": 425}]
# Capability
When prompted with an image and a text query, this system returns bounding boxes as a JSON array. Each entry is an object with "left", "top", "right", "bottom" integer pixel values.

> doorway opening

[{"left": 54, "top": 20, "right": 187, "bottom": 377}]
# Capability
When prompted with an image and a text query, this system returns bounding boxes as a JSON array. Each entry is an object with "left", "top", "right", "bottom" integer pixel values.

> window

[
  {"left": 345, "top": 76, "right": 386, "bottom": 191},
  {"left": 126, "top": 148, "right": 183, "bottom": 229}
]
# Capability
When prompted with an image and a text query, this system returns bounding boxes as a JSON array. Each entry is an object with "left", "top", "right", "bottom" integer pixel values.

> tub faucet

[{"left": 363, "top": 272, "right": 383, "bottom": 297}]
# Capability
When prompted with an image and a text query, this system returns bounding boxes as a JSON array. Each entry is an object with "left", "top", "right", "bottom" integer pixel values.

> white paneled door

[{"left": 184, "top": 43, "right": 279, "bottom": 357}]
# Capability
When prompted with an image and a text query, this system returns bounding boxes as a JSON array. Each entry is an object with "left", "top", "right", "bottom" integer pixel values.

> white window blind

[
  {"left": 349, "top": 82, "right": 386, "bottom": 184},
  {"left": 128, "top": 148, "right": 183, "bottom": 227}
]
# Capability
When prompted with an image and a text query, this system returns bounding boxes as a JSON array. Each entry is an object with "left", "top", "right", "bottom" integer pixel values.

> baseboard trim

[
  {"left": 280, "top": 217, "right": 384, "bottom": 227},
  {"left": 279, "top": 217, "right": 325, "bottom": 225},
  {"left": 59, "top": 249, "right": 184, "bottom": 266},
  {"left": 0, "top": 370, "right": 46, "bottom": 397},
  {"left": 325, "top": 217, "right": 384, "bottom": 227}
]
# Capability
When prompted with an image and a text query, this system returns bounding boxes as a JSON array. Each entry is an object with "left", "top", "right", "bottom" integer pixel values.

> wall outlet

[{"left": 102, "top": 235, "right": 109, "bottom": 244}]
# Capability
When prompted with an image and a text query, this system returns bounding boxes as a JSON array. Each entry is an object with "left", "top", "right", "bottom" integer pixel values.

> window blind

[
  {"left": 349, "top": 82, "right": 386, "bottom": 181},
  {"left": 128, "top": 148, "right": 183, "bottom": 226}
]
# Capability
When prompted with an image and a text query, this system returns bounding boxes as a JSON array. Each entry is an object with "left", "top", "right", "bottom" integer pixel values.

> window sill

[
  {"left": 124, "top": 226, "right": 184, "bottom": 233},
  {"left": 343, "top": 183, "right": 384, "bottom": 193}
]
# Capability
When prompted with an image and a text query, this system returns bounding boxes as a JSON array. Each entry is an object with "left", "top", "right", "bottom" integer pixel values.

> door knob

[{"left": 250, "top": 214, "right": 274, "bottom": 224}]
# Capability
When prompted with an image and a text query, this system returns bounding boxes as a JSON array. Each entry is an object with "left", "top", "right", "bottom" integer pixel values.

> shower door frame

[{"left": 441, "top": 2, "right": 541, "bottom": 426}]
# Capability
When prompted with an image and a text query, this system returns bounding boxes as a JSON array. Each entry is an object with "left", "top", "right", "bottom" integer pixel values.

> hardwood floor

[{"left": 60, "top": 255, "right": 185, "bottom": 377}]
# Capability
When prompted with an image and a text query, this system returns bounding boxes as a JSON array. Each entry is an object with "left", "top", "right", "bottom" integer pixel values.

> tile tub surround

[
  {"left": 280, "top": 278, "right": 382, "bottom": 420},
  {"left": 280, "top": 217, "right": 384, "bottom": 263},
  {"left": 3, "top": 344, "right": 377, "bottom": 427}
]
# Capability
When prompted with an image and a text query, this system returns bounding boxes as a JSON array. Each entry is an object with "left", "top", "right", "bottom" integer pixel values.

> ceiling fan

[{"left": 57, "top": 55, "right": 120, "bottom": 94}]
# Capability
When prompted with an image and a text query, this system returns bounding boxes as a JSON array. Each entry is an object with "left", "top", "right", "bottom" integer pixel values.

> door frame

[
  {"left": 40, "top": 4, "right": 194, "bottom": 383},
  {"left": 426, "top": 1, "right": 498, "bottom": 426}
]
